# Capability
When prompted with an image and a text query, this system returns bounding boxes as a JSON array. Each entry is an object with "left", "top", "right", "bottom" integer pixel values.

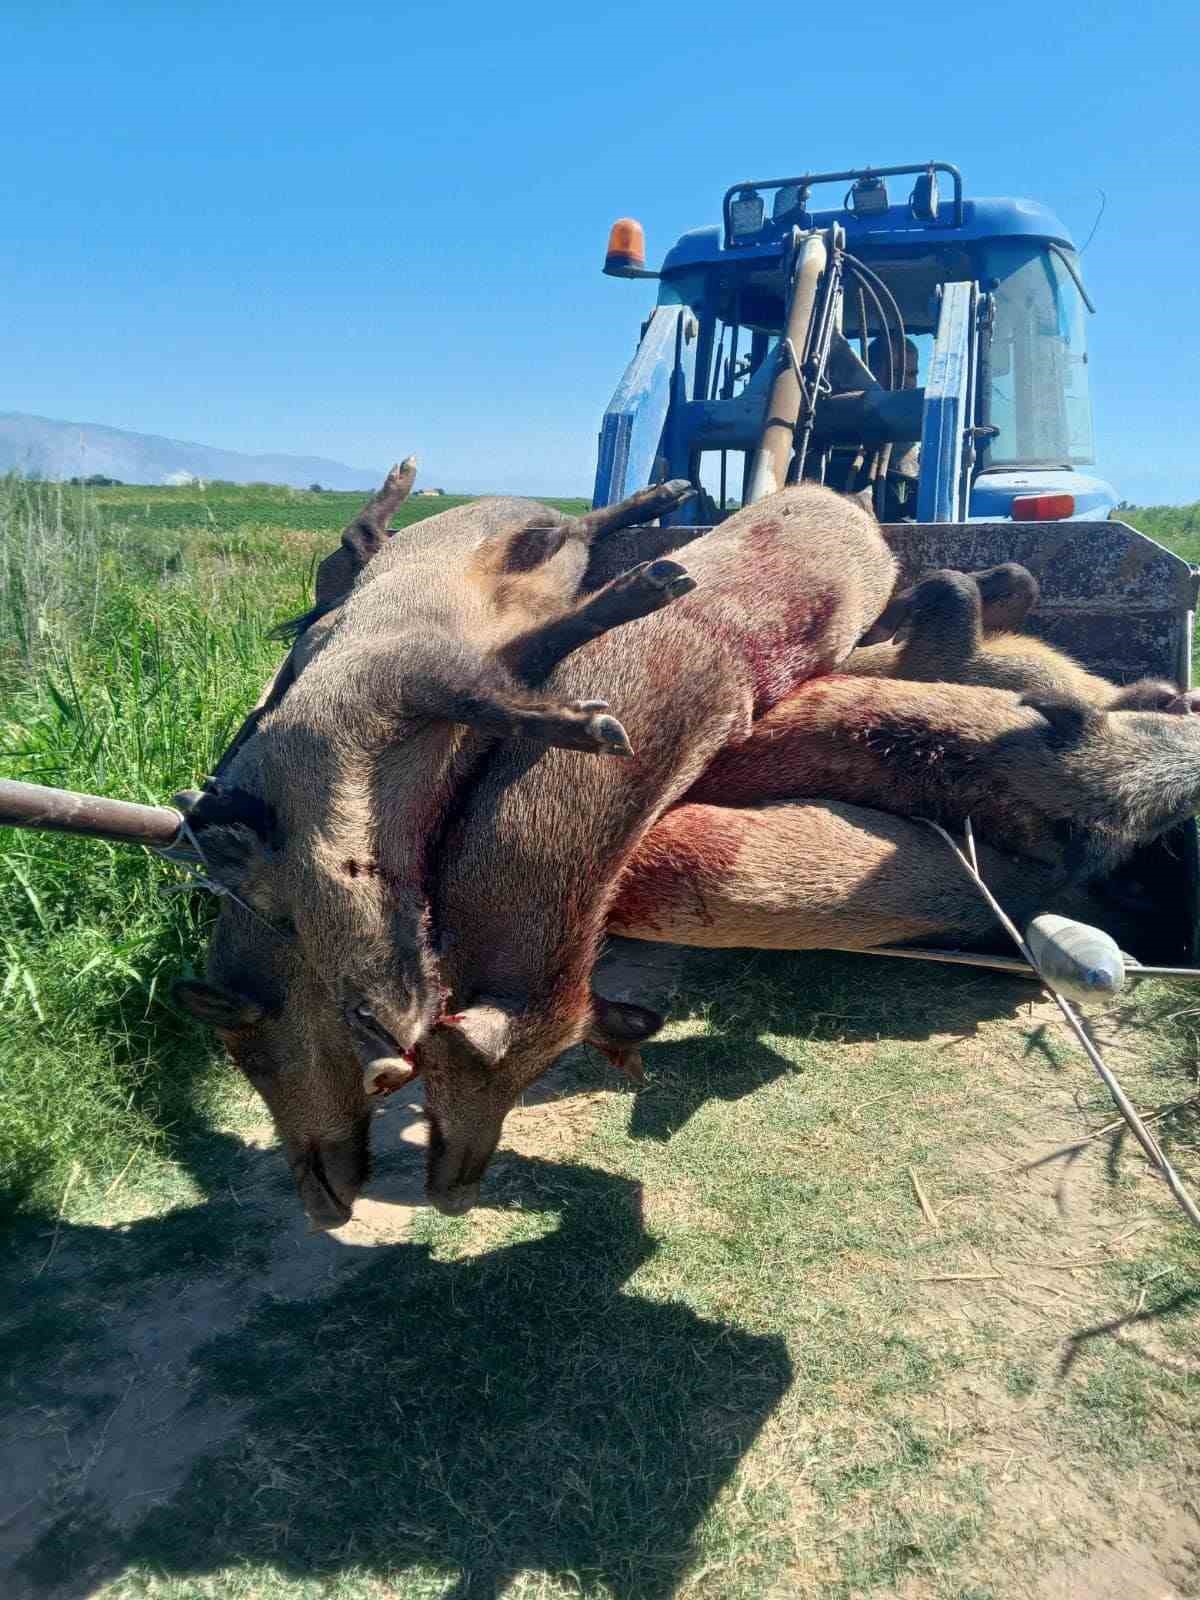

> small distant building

[
  {"left": 413, "top": 487, "right": 445, "bottom": 497},
  {"left": 163, "top": 470, "right": 203, "bottom": 487}
]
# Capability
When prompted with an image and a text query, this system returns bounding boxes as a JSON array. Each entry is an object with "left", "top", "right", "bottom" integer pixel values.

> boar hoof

[
  {"left": 1165, "top": 690, "right": 1200, "bottom": 716},
  {"left": 517, "top": 698, "right": 635, "bottom": 756},
  {"left": 610, "top": 559, "right": 696, "bottom": 616},
  {"left": 584, "top": 709, "right": 634, "bottom": 757},
  {"left": 560, "top": 700, "right": 634, "bottom": 756},
  {"left": 645, "top": 559, "right": 697, "bottom": 599}
]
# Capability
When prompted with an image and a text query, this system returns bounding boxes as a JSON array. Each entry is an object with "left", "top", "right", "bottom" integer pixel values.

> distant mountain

[{"left": 0, "top": 411, "right": 381, "bottom": 490}]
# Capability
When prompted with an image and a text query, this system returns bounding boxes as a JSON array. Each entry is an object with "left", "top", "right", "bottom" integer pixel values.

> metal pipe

[
  {"left": 744, "top": 230, "right": 828, "bottom": 504},
  {"left": 849, "top": 944, "right": 1200, "bottom": 984},
  {"left": 0, "top": 777, "right": 184, "bottom": 850},
  {"left": 788, "top": 237, "right": 843, "bottom": 484},
  {"left": 809, "top": 388, "right": 926, "bottom": 446},
  {"left": 857, "top": 284, "right": 869, "bottom": 363},
  {"left": 844, "top": 254, "right": 907, "bottom": 384},
  {"left": 708, "top": 323, "right": 726, "bottom": 403},
  {"left": 975, "top": 293, "right": 995, "bottom": 472}
]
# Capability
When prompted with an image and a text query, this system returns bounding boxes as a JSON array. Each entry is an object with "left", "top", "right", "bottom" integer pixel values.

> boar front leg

[
  {"left": 569, "top": 479, "right": 694, "bottom": 544},
  {"left": 358, "top": 637, "right": 638, "bottom": 756},
  {"left": 502, "top": 559, "right": 697, "bottom": 682}
]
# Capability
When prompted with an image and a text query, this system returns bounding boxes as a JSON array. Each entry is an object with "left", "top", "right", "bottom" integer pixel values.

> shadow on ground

[
  {"left": 3, "top": 1148, "right": 790, "bottom": 1600},
  {"left": 626, "top": 946, "right": 1041, "bottom": 1143}
]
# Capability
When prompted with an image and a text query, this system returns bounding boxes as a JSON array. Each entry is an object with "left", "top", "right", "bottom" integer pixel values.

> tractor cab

[{"left": 594, "top": 163, "right": 1110, "bottom": 527}]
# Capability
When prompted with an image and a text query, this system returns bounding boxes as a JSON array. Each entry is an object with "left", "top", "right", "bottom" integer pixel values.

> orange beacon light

[{"left": 604, "top": 218, "right": 647, "bottom": 277}]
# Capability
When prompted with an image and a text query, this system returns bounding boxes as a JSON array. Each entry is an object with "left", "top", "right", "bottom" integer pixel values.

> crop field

[{"left": 1, "top": 476, "right": 1198, "bottom": 1599}]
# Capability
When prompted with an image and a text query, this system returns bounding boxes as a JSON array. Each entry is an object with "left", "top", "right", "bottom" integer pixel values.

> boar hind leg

[
  {"left": 479, "top": 481, "right": 696, "bottom": 578},
  {"left": 323, "top": 635, "right": 637, "bottom": 756},
  {"left": 502, "top": 559, "right": 696, "bottom": 681},
  {"left": 893, "top": 570, "right": 983, "bottom": 680},
  {"left": 315, "top": 456, "right": 418, "bottom": 607},
  {"left": 860, "top": 562, "right": 1035, "bottom": 647}
]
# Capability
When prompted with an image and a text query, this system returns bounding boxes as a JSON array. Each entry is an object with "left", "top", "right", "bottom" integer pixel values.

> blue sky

[{"left": 2, "top": 0, "right": 1197, "bottom": 503}]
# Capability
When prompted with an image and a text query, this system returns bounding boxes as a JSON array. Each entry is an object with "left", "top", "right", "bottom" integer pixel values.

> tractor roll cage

[{"left": 721, "top": 163, "right": 965, "bottom": 249}]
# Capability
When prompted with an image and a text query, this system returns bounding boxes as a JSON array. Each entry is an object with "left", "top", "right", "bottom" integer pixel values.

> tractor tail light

[
  {"left": 1011, "top": 493, "right": 1075, "bottom": 520},
  {"left": 605, "top": 218, "right": 646, "bottom": 276}
]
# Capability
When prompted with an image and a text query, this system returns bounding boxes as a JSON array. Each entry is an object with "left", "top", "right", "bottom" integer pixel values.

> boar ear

[
  {"left": 589, "top": 996, "right": 665, "bottom": 1044},
  {"left": 972, "top": 562, "right": 1039, "bottom": 631},
  {"left": 492, "top": 519, "right": 569, "bottom": 575},
  {"left": 173, "top": 786, "right": 273, "bottom": 891},
  {"left": 198, "top": 823, "right": 266, "bottom": 890},
  {"left": 447, "top": 1001, "right": 516, "bottom": 1066},
  {"left": 1021, "top": 694, "right": 1102, "bottom": 748},
  {"left": 173, "top": 979, "right": 265, "bottom": 1029}
]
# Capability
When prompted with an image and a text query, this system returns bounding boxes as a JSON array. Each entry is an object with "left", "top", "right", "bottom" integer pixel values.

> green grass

[
  {"left": 1118, "top": 497, "right": 1200, "bottom": 565},
  {"left": 1, "top": 482, "right": 1199, "bottom": 1598}
]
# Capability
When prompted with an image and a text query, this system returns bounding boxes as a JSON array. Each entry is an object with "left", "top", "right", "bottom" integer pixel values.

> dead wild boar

[
  {"left": 173, "top": 481, "right": 699, "bottom": 1221},
  {"left": 851, "top": 566, "right": 1193, "bottom": 712},
  {"left": 412, "top": 484, "right": 899, "bottom": 1213},
  {"left": 606, "top": 797, "right": 1073, "bottom": 953},
  {"left": 687, "top": 673, "right": 1200, "bottom": 882}
]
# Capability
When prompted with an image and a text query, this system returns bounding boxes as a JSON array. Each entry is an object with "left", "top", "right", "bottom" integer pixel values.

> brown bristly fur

[{"left": 688, "top": 674, "right": 1200, "bottom": 881}]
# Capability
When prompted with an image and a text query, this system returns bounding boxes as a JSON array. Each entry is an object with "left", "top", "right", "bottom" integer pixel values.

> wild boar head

[{"left": 173, "top": 896, "right": 372, "bottom": 1230}]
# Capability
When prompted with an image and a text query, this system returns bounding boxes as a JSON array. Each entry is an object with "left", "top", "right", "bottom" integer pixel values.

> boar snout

[
  {"left": 429, "top": 1177, "right": 482, "bottom": 1218},
  {"left": 290, "top": 1120, "right": 370, "bottom": 1230},
  {"left": 424, "top": 1099, "right": 506, "bottom": 1217}
]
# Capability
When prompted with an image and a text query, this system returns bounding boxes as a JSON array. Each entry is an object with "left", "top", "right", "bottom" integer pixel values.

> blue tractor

[
  {"left": 592, "top": 164, "right": 1200, "bottom": 964},
  {"left": 593, "top": 163, "right": 1110, "bottom": 526}
]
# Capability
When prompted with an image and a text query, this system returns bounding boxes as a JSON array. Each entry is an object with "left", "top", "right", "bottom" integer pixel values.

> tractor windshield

[{"left": 982, "top": 240, "right": 1095, "bottom": 469}]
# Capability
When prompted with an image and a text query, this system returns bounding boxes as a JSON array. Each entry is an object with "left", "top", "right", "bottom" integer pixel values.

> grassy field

[{"left": 1, "top": 479, "right": 1198, "bottom": 1599}]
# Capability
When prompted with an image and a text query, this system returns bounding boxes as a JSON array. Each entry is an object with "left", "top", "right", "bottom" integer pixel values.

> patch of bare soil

[
  {"left": 0, "top": 940, "right": 687, "bottom": 1593},
  {"left": 1029, "top": 1505, "right": 1200, "bottom": 1599}
]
